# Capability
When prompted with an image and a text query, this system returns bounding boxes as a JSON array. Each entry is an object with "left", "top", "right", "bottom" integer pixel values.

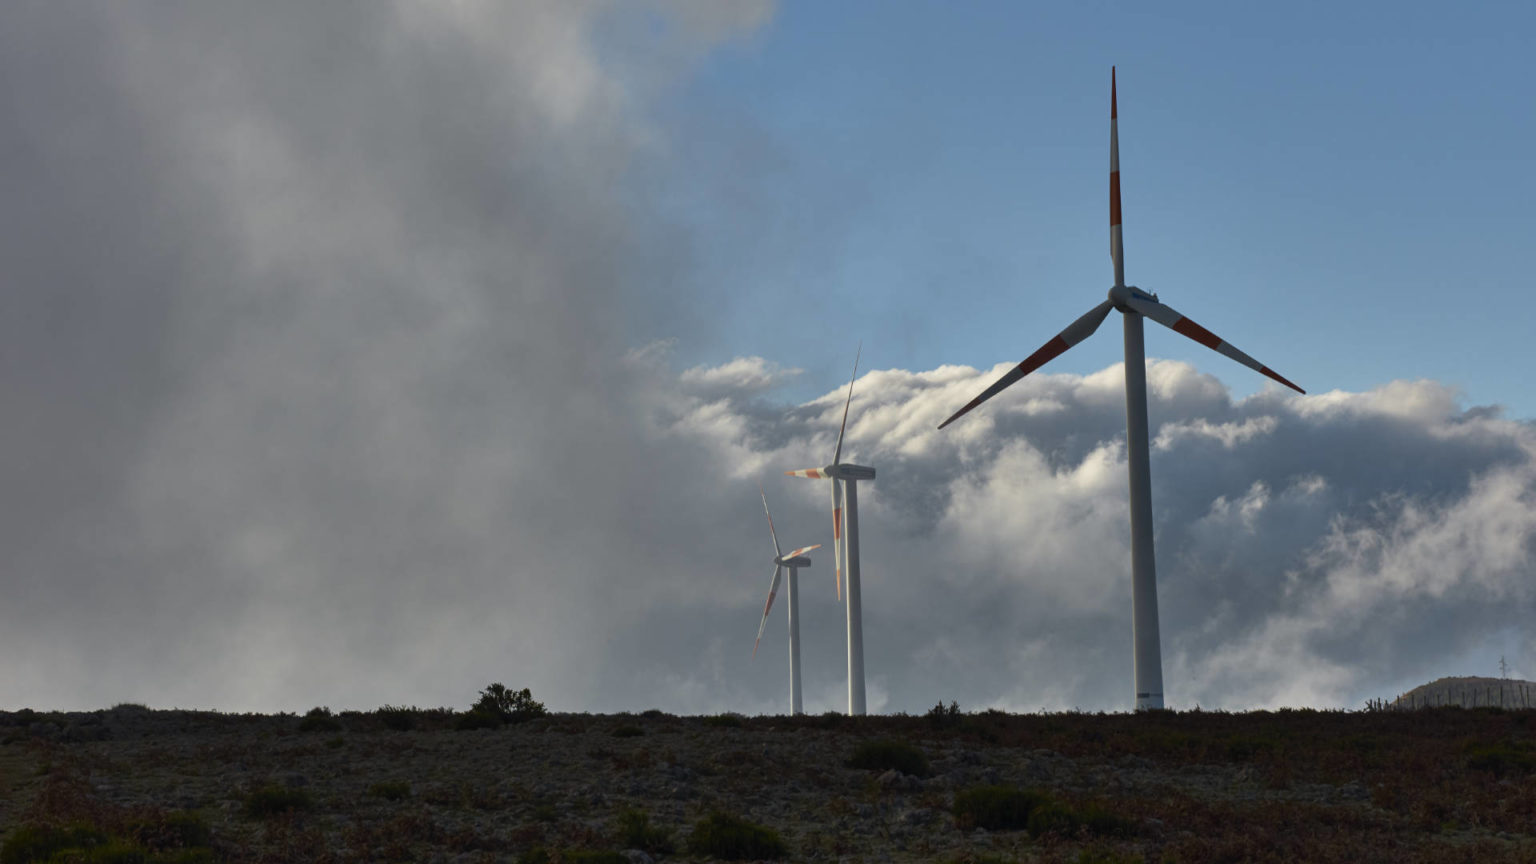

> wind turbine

[
  {"left": 752, "top": 486, "right": 821, "bottom": 715},
  {"left": 937, "top": 68, "right": 1304, "bottom": 711},
  {"left": 786, "top": 348, "right": 876, "bottom": 715}
]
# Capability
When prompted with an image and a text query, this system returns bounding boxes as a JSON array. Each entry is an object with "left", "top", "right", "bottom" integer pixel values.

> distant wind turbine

[
  {"left": 786, "top": 347, "right": 877, "bottom": 715},
  {"left": 752, "top": 486, "right": 821, "bottom": 716},
  {"left": 938, "top": 68, "right": 1305, "bottom": 711}
]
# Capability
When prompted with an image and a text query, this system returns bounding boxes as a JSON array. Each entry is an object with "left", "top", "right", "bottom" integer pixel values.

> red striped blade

[
  {"left": 759, "top": 484, "right": 782, "bottom": 559},
  {"left": 753, "top": 565, "right": 784, "bottom": 658},
  {"left": 938, "top": 300, "right": 1115, "bottom": 429},
  {"left": 784, "top": 468, "right": 825, "bottom": 479},
  {"left": 832, "top": 343, "right": 862, "bottom": 467},
  {"left": 1110, "top": 66, "right": 1124, "bottom": 287},
  {"left": 787, "top": 544, "right": 822, "bottom": 559},
  {"left": 1121, "top": 294, "right": 1305, "bottom": 394}
]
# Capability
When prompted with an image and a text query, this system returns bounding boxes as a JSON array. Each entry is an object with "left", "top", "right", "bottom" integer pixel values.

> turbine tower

[
  {"left": 786, "top": 347, "right": 876, "bottom": 715},
  {"left": 938, "top": 68, "right": 1304, "bottom": 711},
  {"left": 752, "top": 486, "right": 821, "bottom": 715}
]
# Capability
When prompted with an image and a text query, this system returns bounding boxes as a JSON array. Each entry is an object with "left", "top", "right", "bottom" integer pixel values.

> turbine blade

[
  {"left": 1110, "top": 66, "right": 1124, "bottom": 288},
  {"left": 753, "top": 565, "right": 784, "bottom": 659},
  {"left": 831, "top": 478, "right": 844, "bottom": 602},
  {"left": 832, "top": 343, "right": 862, "bottom": 467},
  {"left": 938, "top": 300, "right": 1115, "bottom": 429},
  {"left": 759, "top": 483, "right": 782, "bottom": 559},
  {"left": 784, "top": 468, "right": 827, "bottom": 479},
  {"left": 787, "top": 544, "right": 822, "bottom": 559},
  {"left": 1122, "top": 294, "right": 1305, "bottom": 394}
]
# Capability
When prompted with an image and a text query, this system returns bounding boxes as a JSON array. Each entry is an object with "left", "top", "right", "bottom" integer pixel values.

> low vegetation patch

[
  {"left": 1464, "top": 741, "right": 1535, "bottom": 776},
  {"left": 367, "top": 781, "right": 412, "bottom": 801},
  {"left": 245, "top": 783, "right": 313, "bottom": 817},
  {"left": 616, "top": 809, "right": 674, "bottom": 854},
  {"left": 702, "top": 713, "right": 744, "bottom": 728},
  {"left": 953, "top": 785, "right": 1054, "bottom": 831},
  {"left": 1, "top": 812, "right": 214, "bottom": 864},
  {"left": 687, "top": 811, "right": 787, "bottom": 860},
  {"left": 847, "top": 738, "right": 931, "bottom": 777},
  {"left": 952, "top": 785, "right": 1134, "bottom": 838},
  {"left": 610, "top": 724, "right": 643, "bottom": 738}
]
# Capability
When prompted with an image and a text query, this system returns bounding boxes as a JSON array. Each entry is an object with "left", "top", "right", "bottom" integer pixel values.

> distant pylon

[{"left": 1500, "top": 655, "right": 1509, "bottom": 679}]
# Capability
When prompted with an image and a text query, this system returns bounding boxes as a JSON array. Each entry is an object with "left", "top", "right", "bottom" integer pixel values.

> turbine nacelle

[
  {"left": 775, "top": 555, "right": 813, "bottom": 568},
  {"left": 1108, "top": 284, "right": 1158, "bottom": 311}
]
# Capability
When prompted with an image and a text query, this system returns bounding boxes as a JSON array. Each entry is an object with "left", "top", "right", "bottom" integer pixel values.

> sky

[{"left": 2, "top": 1, "right": 1533, "bottom": 715}]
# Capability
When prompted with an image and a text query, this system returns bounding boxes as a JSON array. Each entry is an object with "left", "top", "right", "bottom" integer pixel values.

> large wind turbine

[
  {"left": 786, "top": 348, "right": 876, "bottom": 715},
  {"left": 938, "top": 68, "right": 1304, "bottom": 711},
  {"left": 752, "top": 486, "right": 821, "bottom": 715}
]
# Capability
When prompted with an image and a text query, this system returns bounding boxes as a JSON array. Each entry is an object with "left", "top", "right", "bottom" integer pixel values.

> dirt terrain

[{"left": 3, "top": 704, "right": 1536, "bottom": 863}]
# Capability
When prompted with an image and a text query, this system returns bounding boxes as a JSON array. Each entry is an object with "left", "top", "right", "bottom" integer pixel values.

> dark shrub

[
  {"left": 927, "top": 700, "right": 962, "bottom": 728},
  {"left": 616, "top": 809, "right": 674, "bottom": 854},
  {"left": 1026, "top": 800, "right": 1078, "bottom": 836},
  {"left": 455, "top": 709, "right": 503, "bottom": 730},
  {"left": 564, "top": 853, "right": 628, "bottom": 864},
  {"left": 474, "top": 684, "right": 546, "bottom": 723},
  {"left": 1, "top": 824, "right": 108, "bottom": 864},
  {"left": 687, "top": 812, "right": 787, "bottom": 860},
  {"left": 368, "top": 781, "right": 412, "bottom": 801},
  {"left": 245, "top": 784, "right": 313, "bottom": 817},
  {"left": 610, "top": 725, "right": 643, "bottom": 738},
  {"left": 129, "top": 810, "right": 213, "bottom": 850},
  {"left": 848, "top": 739, "right": 931, "bottom": 777},
  {"left": 1465, "top": 742, "right": 1536, "bottom": 776},
  {"left": 375, "top": 705, "right": 419, "bottom": 731},
  {"left": 298, "top": 706, "right": 341, "bottom": 733},
  {"left": 1075, "top": 803, "right": 1136, "bottom": 838},
  {"left": 702, "top": 713, "right": 743, "bottom": 728},
  {"left": 952, "top": 785, "right": 1053, "bottom": 831}
]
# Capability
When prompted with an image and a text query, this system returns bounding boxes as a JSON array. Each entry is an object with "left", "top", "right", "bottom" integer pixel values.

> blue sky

[{"left": 656, "top": 1, "right": 1535, "bottom": 418}]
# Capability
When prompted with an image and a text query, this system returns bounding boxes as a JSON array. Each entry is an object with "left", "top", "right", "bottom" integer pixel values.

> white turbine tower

[
  {"left": 752, "top": 486, "right": 821, "bottom": 715},
  {"left": 786, "top": 348, "right": 876, "bottom": 715},
  {"left": 938, "top": 68, "right": 1305, "bottom": 712}
]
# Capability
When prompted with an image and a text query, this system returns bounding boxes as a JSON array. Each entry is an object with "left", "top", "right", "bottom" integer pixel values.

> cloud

[{"left": 632, "top": 359, "right": 1536, "bottom": 713}]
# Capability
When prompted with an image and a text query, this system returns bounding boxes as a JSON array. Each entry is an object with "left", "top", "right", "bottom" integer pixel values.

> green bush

[
  {"left": 1, "top": 824, "right": 108, "bottom": 864},
  {"left": 1075, "top": 803, "right": 1136, "bottom": 838},
  {"left": 847, "top": 738, "right": 930, "bottom": 777},
  {"left": 297, "top": 706, "right": 341, "bottom": 733},
  {"left": 616, "top": 809, "right": 674, "bottom": 854},
  {"left": 1465, "top": 742, "right": 1536, "bottom": 776},
  {"left": 0, "top": 817, "right": 214, "bottom": 864},
  {"left": 367, "top": 781, "right": 412, "bottom": 801},
  {"left": 1026, "top": 800, "right": 1078, "bottom": 836},
  {"left": 687, "top": 812, "right": 787, "bottom": 860},
  {"left": 473, "top": 684, "right": 546, "bottom": 723},
  {"left": 245, "top": 784, "right": 313, "bottom": 817},
  {"left": 952, "top": 785, "right": 1053, "bottom": 831}
]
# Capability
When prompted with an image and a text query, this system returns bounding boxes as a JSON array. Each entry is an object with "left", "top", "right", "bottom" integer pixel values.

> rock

[{"left": 620, "top": 851, "right": 654, "bottom": 864}]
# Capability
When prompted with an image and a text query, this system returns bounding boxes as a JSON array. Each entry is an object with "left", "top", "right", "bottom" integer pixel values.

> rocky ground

[{"left": 3, "top": 704, "right": 1536, "bottom": 862}]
